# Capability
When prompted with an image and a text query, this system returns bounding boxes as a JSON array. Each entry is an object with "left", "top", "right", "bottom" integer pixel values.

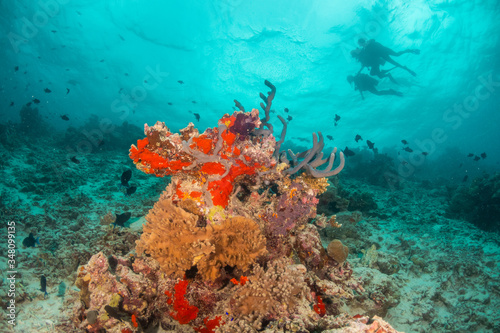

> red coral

[
  {"left": 194, "top": 316, "right": 224, "bottom": 333},
  {"left": 313, "top": 295, "right": 326, "bottom": 317},
  {"left": 167, "top": 280, "right": 199, "bottom": 325}
]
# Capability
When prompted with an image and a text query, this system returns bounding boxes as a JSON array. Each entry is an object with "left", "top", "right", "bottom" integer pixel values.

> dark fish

[
  {"left": 104, "top": 305, "right": 125, "bottom": 322},
  {"left": 178, "top": 80, "right": 184, "bottom": 84},
  {"left": 40, "top": 275, "right": 48, "bottom": 297},
  {"left": 401, "top": 161, "right": 408, "bottom": 165},
  {"left": 14, "top": 66, "right": 19, "bottom": 72},
  {"left": 287, "top": 115, "right": 293, "bottom": 122},
  {"left": 401, "top": 140, "right": 408, "bottom": 145},
  {"left": 33, "top": 99, "right": 40, "bottom": 104},
  {"left": 76, "top": 11, "right": 82, "bottom": 15},
  {"left": 422, "top": 152, "right": 428, "bottom": 156},
  {"left": 462, "top": 175, "right": 468, "bottom": 182},
  {"left": 124, "top": 73, "right": 129, "bottom": 76},
  {"left": 60, "top": 115, "right": 69, "bottom": 121},
  {"left": 284, "top": 108, "right": 289, "bottom": 113},
  {"left": 70, "top": 156, "right": 80, "bottom": 164},
  {"left": 99, "top": 59, "right": 104, "bottom": 62},
  {"left": 44, "top": 88, "right": 51, "bottom": 93},
  {"left": 193, "top": 113, "right": 200, "bottom": 122},
  {"left": 113, "top": 212, "right": 132, "bottom": 227},
  {"left": 168, "top": 102, "right": 173, "bottom": 105},
  {"left": 51, "top": 30, "right": 57, "bottom": 33},
  {"left": 343, "top": 147, "right": 355, "bottom": 157},
  {"left": 481, "top": 152, "right": 487, "bottom": 159},
  {"left": 66, "top": 88, "right": 70, "bottom": 94},
  {"left": 192, "top": 101, "right": 196, "bottom": 104},
  {"left": 473, "top": 156, "right": 480, "bottom": 161},
  {"left": 366, "top": 140, "right": 375, "bottom": 149},
  {"left": 334, "top": 114, "right": 341, "bottom": 122},
  {"left": 118, "top": 34, "right": 125, "bottom": 41},
  {"left": 467, "top": 153, "right": 474, "bottom": 157},
  {"left": 22, "top": 233, "right": 39, "bottom": 248},
  {"left": 403, "top": 147, "right": 413, "bottom": 153},
  {"left": 326, "top": 135, "right": 334, "bottom": 141},
  {"left": 121, "top": 169, "right": 132, "bottom": 187},
  {"left": 126, "top": 186, "right": 137, "bottom": 196},
  {"left": 10, "top": 102, "right": 14, "bottom": 107},
  {"left": 97, "top": 140, "right": 105, "bottom": 147},
  {"left": 26, "top": 102, "right": 32, "bottom": 107},
  {"left": 459, "top": 163, "right": 463, "bottom": 168},
  {"left": 355, "top": 134, "right": 362, "bottom": 142}
]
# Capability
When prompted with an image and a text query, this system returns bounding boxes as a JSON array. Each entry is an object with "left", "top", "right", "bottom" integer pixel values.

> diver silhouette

[
  {"left": 351, "top": 38, "right": 419, "bottom": 82},
  {"left": 347, "top": 73, "right": 403, "bottom": 100}
]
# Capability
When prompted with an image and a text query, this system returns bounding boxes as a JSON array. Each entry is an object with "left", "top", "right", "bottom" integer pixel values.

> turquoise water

[{"left": 1, "top": 1, "right": 499, "bottom": 332}]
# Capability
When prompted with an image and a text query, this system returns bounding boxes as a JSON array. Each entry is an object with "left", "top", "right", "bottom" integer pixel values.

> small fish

[
  {"left": 334, "top": 114, "right": 341, "bottom": 126},
  {"left": 14, "top": 66, "right": 19, "bottom": 72},
  {"left": 326, "top": 135, "right": 334, "bottom": 141},
  {"left": 284, "top": 108, "right": 289, "bottom": 113},
  {"left": 473, "top": 156, "right": 480, "bottom": 161},
  {"left": 177, "top": 80, "right": 184, "bottom": 84},
  {"left": 467, "top": 153, "right": 474, "bottom": 157},
  {"left": 355, "top": 134, "right": 362, "bottom": 142},
  {"left": 459, "top": 163, "right": 463, "bottom": 168},
  {"left": 287, "top": 115, "right": 293, "bottom": 122},
  {"left": 121, "top": 169, "right": 132, "bottom": 187},
  {"left": 126, "top": 186, "right": 137, "bottom": 196},
  {"left": 168, "top": 102, "right": 173, "bottom": 106},
  {"left": 480, "top": 152, "right": 487, "bottom": 159},
  {"left": 193, "top": 113, "right": 200, "bottom": 122},
  {"left": 124, "top": 73, "right": 129, "bottom": 76},
  {"left": 422, "top": 152, "right": 428, "bottom": 156},
  {"left": 403, "top": 147, "right": 413, "bottom": 153},
  {"left": 118, "top": 34, "right": 125, "bottom": 41},
  {"left": 113, "top": 212, "right": 132, "bottom": 227},
  {"left": 343, "top": 147, "right": 355, "bottom": 157},
  {"left": 51, "top": 30, "right": 57, "bottom": 33},
  {"left": 10, "top": 102, "right": 14, "bottom": 107},
  {"left": 99, "top": 59, "right": 104, "bottom": 62},
  {"left": 66, "top": 88, "right": 70, "bottom": 95},
  {"left": 192, "top": 100, "right": 196, "bottom": 104},
  {"left": 104, "top": 306, "right": 125, "bottom": 322},
  {"left": 70, "top": 156, "right": 80, "bottom": 164},
  {"left": 44, "top": 88, "right": 51, "bottom": 93},
  {"left": 40, "top": 275, "right": 48, "bottom": 298},
  {"left": 401, "top": 140, "right": 408, "bottom": 145},
  {"left": 462, "top": 175, "right": 468, "bottom": 182},
  {"left": 401, "top": 161, "right": 408, "bottom": 165},
  {"left": 33, "top": 99, "right": 40, "bottom": 104},
  {"left": 366, "top": 140, "right": 375, "bottom": 149},
  {"left": 76, "top": 10, "right": 82, "bottom": 15},
  {"left": 60, "top": 115, "right": 69, "bottom": 121},
  {"left": 26, "top": 102, "right": 32, "bottom": 107},
  {"left": 22, "top": 233, "right": 39, "bottom": 248},
  {"left": 97, "top": 140, "right": 105, "bottom": 147}
]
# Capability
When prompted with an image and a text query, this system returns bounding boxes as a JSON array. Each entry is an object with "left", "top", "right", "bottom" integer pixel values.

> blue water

[{"left": 1, "top": 1, "right": 499, "bottom": 332}]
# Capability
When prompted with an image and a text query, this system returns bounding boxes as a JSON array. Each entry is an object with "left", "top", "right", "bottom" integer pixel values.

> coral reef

[
  {"left": 446, "top": 173, "right": 500, "bottom": 232},
  {"left": 71, "top": 81, "right": 402, "bottom": 332}
]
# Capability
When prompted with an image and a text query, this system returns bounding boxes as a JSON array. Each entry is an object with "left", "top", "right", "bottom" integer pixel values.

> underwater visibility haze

[{"left": 0, "top": 1, "right": 499, "bottom": 332}]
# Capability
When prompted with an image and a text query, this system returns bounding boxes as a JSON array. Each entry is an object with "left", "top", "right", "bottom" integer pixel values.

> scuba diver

[
  {"left": 351, "top": 38, "right": 419, "bottom": 82},
  {"left": 347, "top": 73, "right": 403, "bottom": 100}
]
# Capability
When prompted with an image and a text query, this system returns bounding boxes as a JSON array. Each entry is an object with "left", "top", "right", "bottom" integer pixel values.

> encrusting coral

[{"left": 72, "top": 81, "right": 402, "bottom": 333}]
